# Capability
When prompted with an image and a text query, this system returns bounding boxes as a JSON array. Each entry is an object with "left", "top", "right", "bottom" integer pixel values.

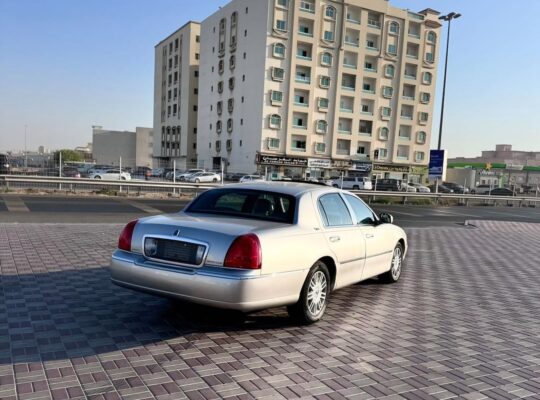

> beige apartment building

[
  {"left": 153, "top": 22, "right": 200, "bottom": 169},
  {"left": 196, "top": 0, "right": 441, "bottom": 181}
]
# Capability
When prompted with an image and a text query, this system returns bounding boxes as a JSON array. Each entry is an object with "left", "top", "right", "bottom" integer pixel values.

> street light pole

[
  {"left": 437, "top": 12, "right": 461, "bottom": 151},
  {"left": 24, "top": 125, "right": 28, "bottom": 168}
]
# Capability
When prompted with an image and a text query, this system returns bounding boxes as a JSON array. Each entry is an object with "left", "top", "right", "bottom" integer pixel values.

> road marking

[
  {"left": 2, "top": 197, "right": 30, "bottom": 212},
  {"left": 119, "top": 199, "right": 163, "bottom": 214},
  {"left": 430, "top": 209, "right": 478, "bottom": 217}
]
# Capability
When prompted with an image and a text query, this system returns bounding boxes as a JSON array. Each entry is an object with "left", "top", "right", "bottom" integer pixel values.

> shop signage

[
  {"left": 373, "top": 163, "right": 410, "bottom": 173},
  {"left": 308, "top": 158, "right": 332, "bottom": 168},
  {"left": 351, "top": 161, "right": 373, "bottom": 173},
  {"left": 332, "top": 160, "right": 352, "bottom": 169},
  {"left": 256, "top": 153, "right": 308, "bottom": 167}
]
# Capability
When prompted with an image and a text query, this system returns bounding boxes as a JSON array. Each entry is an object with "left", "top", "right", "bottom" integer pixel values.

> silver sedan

[{"left": 110, "top": 182, "right": 407, "bottom": 323}]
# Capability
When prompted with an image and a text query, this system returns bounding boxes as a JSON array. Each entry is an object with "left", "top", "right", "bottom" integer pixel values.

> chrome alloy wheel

[
  {"left": 307, "top": 270, "right": 327, "bottom": 317},
  {"left": 391, "top": 246, "right": 402, "bottom": 280}
]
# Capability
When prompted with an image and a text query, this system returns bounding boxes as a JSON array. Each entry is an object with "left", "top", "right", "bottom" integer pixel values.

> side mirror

[{"left": 379, "top": 212, "right": 393, "bottom": 224}]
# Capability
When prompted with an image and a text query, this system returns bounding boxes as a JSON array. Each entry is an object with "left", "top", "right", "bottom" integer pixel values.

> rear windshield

[{"left": 185, "top": 188, "right": 296, "bottom": 223}]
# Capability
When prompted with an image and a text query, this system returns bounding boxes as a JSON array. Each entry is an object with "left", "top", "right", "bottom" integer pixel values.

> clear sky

[{"left": 1, "top": 0, "right": 539, "bottom": 157}]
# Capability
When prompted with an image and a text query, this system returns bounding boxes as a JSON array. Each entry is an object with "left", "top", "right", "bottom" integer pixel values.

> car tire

[
  {"left": 332, "top": 184, "right": 338, "bottom": 188},
  {"left": 379, "top": 243, "right": 404, "bottom": 284},
  {"left": 121, "top": 177, "right": 126, "bottom": 181},
  {"left": 213, "top": 178, "right": 217, "bottom": 182},
  {"left": 195, "top": 178, "right": 200, "bottom": 183},
  {"left": 287, "top": 261, "right": 330, "bottom": 324},
  {"left": 353, "top": 185, "right": 359, "bottom": 190},
  {"left": 94, "top": 176, "right": 101, "bottom": 180}
]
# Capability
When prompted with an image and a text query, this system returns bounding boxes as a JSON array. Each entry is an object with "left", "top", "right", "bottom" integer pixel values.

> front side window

[
  {"left": 318, "top": 194, "right": 353, "bottom": 227},
  {"left": 344, "top": 194, "right": 376, "bottom": 225}
]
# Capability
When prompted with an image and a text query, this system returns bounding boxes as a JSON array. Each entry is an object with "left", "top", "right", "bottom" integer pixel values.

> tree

[{"left": 53, "top": 150, "right": 84, "bottom": 164}]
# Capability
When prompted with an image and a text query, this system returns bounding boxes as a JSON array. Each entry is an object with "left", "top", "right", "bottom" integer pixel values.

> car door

[
  {"left": 317, "top": 193, "right": 366, "bottom": 289},
  {"left": 342, "top": 194, "right": 394, "bottom": 280}
]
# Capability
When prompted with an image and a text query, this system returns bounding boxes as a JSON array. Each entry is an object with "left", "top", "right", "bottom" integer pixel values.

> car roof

[{"left": 222, "top": 181, "right": 340, "bottom": 197}]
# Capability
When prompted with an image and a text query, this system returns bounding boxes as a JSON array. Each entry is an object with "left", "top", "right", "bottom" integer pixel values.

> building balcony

[
  {"left": 296, "top": 54, "right": 312, "bottom": 61},
  {"left": 367, "top": 20, "right": 381, "bottom": 29},
  {"left": 338, "top": 129, "right": 352, "bottom": 134},
  {"left": 292, "top": 124, "right": 308, "bottom": 130},
  {"left": 340, "top": 107, "right": 353, "bottom": 113},
  {"left": 345, "top": 40, "right": 359, "bottom": 47},
  {"left": 341, "top": 85, "right": 356, "bottom": 91},
  {"left": 400, "top": 115, "right": 413, "bottom": 120},
  {"left": 404, "top": 74, "right": 417, "bottom": 80},
  {"left": 295, "top": 76, "right": 311, "bottom": 84},
  {"left": 343, "top": 63, "right": 357, "bottom": 69},
  {"left": 293, "top": 102, "right": 309, "bottom": 107}
]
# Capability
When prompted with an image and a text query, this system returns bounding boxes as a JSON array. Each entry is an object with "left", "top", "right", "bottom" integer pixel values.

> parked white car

[
  {"left": 188, "top": 172, "right": 221, "bottom": 183},
  {"left": 89, "top": 169, "right": 131, "bottom": 181},
  {"left": 408, "top": 183, "right": 431, "bottom": 193},
  {"left": 400, "top": 182, "right": 418, "bottom": 193},
  {"left": 240, "top": 175, "right": 265, "bottom": 183},
  {"left": 111, "top": 182, "right": 407, "bottom": 324},
  {"left": 177, "top": 169, "right": 205, "bottom": 181},
  {"left": 332, "top": 177, "right": 373, "bottom": 190}
]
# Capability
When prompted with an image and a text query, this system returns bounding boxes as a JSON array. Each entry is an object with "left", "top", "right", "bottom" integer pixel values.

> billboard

[{"left": 428, "top": 149, "right": 447, "bottom": 180}]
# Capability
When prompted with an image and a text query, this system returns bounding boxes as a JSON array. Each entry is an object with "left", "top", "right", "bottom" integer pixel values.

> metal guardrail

[{"left": 0, "top": 175, "right": 538, "bottom": 207}]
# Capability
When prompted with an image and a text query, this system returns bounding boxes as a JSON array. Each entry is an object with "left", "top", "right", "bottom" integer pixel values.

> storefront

[
  {"left": 409, "top": 166, "right": 429, "bottom": 183},
  {"left": 255, "top": 153, "right": 309, "bottom": 179},
  {"left": 372, "top": 163, "right": 411, "bottom": 181}
]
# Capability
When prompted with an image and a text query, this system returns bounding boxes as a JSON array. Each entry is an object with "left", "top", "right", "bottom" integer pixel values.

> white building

[
  {"left": 92, "top": 127, "right": 153, "bottom": 169},
  {"left": 153, "top": 22, "right": 201, "bottom": 170},
  {"left": 197, "top": 0, "right": 441, "bottom": 182}
]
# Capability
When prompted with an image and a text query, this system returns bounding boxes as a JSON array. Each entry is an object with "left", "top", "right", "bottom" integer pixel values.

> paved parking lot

[{"left": 1, "top": 221, "right": 539, "bottom": 399}]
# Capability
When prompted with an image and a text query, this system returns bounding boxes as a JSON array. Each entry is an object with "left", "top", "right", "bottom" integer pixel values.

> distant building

[
  {"left": 153, "top": 22, "right": 201, "bottom": 169},
  {"left": 450, "top": 144, "right": 540, "bottom": 167},
  {"left": 195, "top": 0, "right": 442, "bottom": 181},
  {"left": 92, "top": 127, "right": 153, "bottom": 169}
]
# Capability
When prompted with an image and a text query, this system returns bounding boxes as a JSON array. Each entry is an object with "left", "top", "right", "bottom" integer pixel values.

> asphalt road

[{"left": 0, "top": 194, "right": 539, "bottom": 227}]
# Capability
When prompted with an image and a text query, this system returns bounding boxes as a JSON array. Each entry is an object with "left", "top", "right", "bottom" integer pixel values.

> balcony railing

[
  {"left": 362, "top": 88, "right": 375, "bottom": 94},
  {"left": 341, "top": 85, "right": 356, "bottom": 91},
  {"left": 406, "top": 53, "right": 419, "bottom": 59},
  {"left": 291, "top": 147, "right": 307, "bottom": 152},
  {"left": 404, "top": 74, "right": 416, "bottom": 80},
  {"left": 408, "top": 32, "right": 421, "bottom": 39},
  {"left": 295, "top": 75, "right": 311, "bottom": 84},
  {"left": 345, "top": 40, "right": 359, "bottom": 47},
  {"left": 340, "top": 107, "right": 353, "bottom": 113},
  {"left": 292, "top": 124, "right": 307, "bottom": 129},
  {"left": 366, "top": 45, "right": 379, "bottom": 51},
  {"left": 299, "top": 2, "right": 315, "bottom": 13},
  {"left": 400, "top": 115, "right": 413, "bottom": 120},
  {"left": 346, "top": 17, "right": 360, "bottom": 24},
  {"left": 343, "top": 63, "right": 357, "bottom": 69},
  {"left": 294, "top": 101, "right": 309, "bottom": 107},
  {"left": 338, "top": 129, "right": 352, "bottom": 134},
  {"left": 336, "top": 150, "right": 351, "bottom": 156},
  {"left": 296, "top": 54, "right": 312, "bottom": 61},
  {"left": 367, "top": 19, "right": 381, "bottom": 28},
  {"left": 361, "top": 110, "right": 373, "bottom": 116},
  {"left": 402, "top": 95, "right": 415, "bottom": 101}
]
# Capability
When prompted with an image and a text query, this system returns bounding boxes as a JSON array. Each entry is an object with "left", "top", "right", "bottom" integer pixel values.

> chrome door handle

[
  {"left": 365, "top": 233, "right": 374, "bottom": 239},
  {"left": 329, "top": 236, "right": 340, "bottom": 242}
]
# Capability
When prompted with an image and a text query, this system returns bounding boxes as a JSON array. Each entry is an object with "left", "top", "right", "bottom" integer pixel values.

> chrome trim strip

[
  {"left": 341, "top": 256, "right": 366, "bottom": 264},
  {"left": 366, "top": 250, "right": 393, "bottom": 259}
]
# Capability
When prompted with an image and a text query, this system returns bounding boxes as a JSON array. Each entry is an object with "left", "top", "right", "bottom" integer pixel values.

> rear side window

[
  {"left": 318, "top": 194, "right": 353, "bottom": 227},
  {"left": 186, "top": 188, "right": 295, "bottom": 223}
]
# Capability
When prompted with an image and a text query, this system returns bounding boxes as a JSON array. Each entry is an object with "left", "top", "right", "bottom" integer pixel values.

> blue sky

[{"left": 1, "top": 0, "right": 539, "bottom": 157}]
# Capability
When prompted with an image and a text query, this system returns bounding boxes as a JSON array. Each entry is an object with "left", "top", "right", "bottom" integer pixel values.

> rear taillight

[
  {"left": 118, "top": 220, "right": 138, "bottom": 251},
  {"left": 223, "top": 234, "right": 262, "bottom": 270}
]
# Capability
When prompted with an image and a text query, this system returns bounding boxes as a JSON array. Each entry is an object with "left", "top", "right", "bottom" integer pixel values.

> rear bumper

[{"left": 110, "top": 250, "right": 306, "bottom": 312}]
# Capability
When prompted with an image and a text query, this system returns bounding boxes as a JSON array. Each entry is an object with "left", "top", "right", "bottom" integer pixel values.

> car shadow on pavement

[{"left": 1, "top": 266, "right": 304, "bottom": 365}]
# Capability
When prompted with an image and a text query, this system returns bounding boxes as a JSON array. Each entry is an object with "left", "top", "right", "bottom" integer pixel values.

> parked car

[
  {"left": 0, "top": 153, "right": 11, "bottom": 174},
  {"left": 60, "top": 167, "right": 81, "bottom": 178},
  {"left": 111, "top": 182, "right": 407, "bottom": 323},
  {"left": 443, "top": 182, "right": 469, "bottom": 194},
  {"left": 188, "top": 172, "right": 221, "bottom": 183},
  {"left": 239, "top": 175, "right": 265, "bottom": 183},
  {"left": 177, "top": 169, "right": 205, "bottom": 181},
  {"left": 89, "top": 169, "right": 131, "bottom": 181},
  {"left": 428, "top": 184, "right": 454, "bottom": 193},
  {"left": 373, "top": 179, "right": 402, "bottom": 192},
  {"left": 489, "top": 188, "right": 516, "bottom": 197},
  {"left": 471, "top": 185, "right": 495, "bottom": 195},
  {"left": 332, "top": 177, "right": 373, "bottom": 190},
  {"left": 408, "top": 183, "right": 431, "bottom": 193},
  {"left": 400, "top": 183, "right": 417, "bottom": 193}
]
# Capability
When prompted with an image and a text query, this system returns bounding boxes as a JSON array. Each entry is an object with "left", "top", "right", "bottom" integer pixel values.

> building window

[
  {"left": 319, "top": 75, "right": 331, "bottom": 88},
  {"left": 269, "top": 114, "right": 282, "bottom": 129},
  {"left": 228, "top": 98, "right": 234, "bottom": 113},
  {"left": 427, "top": 31, "right": 436, "bottom": 43},
  {"left": 277, "top": 0, "right": 288, "bottom": 7},
  {"left": 377, "top": 148, "right": 388, "bottom": 159},
  {"left": 229, "top": 55, "right": 236, "bottom": 70},
  {"left": 385, "top": 64, "right": 395, "bottom": 78},
  {"left": 291, "top": 137, "right": 307, "bottom": 151},
  {"left": 227, "top": 119, "right": 233, "bottom": 132},
  {"left": 359, "top": 120, "right": 373, "bottom": 135},
  {"left": 217, "top": 101, "right": 223, "bottom": 115},
  {"left": 241, "top": 96, "right": 244, "bottom": 103},
  {"left": 193, "top": 105, "right": 198, "bottom": 111},
  {"left": 316, "top": 120, "right": 328, "bottom": 134},
  {"left": 216, "top": 120, "right": 222, "bottom": 133},
  {"left": 420, "top": 92, "right": 431, "bottom": 103},
  {"left": 218, "top": 59, "right": 224, "bottom": 74},
  {"left": 216, "top": 140, "right": 221, "bottom": 152},
  {"left": 381, "top": 107, "right": 392, "bottom": 119},
  {"left": 425, "top": 52, "right": 434, "bottom": 63},
  {"left": 276, "top": 19, "right": 287, "bottom": 32},
  {"left": 321, "top": 52, "right": 333, "bottom": 66},
  {"left": 173, "top": 104, "right": 177, "bottom": 115},
  {"left": 273, "top": 43, "right": 286, "bottom": 58},
  {"left": 415, "top": 151, "right": 425, "bottom": 161},
  {"left": 271, "top": 90, "right": 283, "bottom": 105},
  {"left": 174, "top": 38, "right": 179, "bottom": 49},
  {"left": 318, "top": 97, "right": 329, "bottom": 109},
  {"left": 382, "top": 86, "right": 393, "bottom": 98},
  {"left": 244, "top": 29, "right": 247, "bottom": 37},
  {"left": 323, "top": 30, "right": 334, "bottom": 42},
  {"left": 387, "top": 44, "right": 397, "bottom": 55},
  {"left": 240, "top": 119, "right": 243, "bottom": 125},
  {"left": 325, "top": 6, "right": 336, "bottom": 19},
  {"left": 229, "top": 77, "right": 235, "bottom": 90},
  {"left": 194, "top": 70, "right": 199, "bottom": 77},
  {"left": 293, "top": 116, "right": 306, "bottom": 128},
  {"left": 271, "top": 67, "right": 285, "bottom": 81},
  {"left": 226, "top": 139, "right": 232, "bottom": 151},
  {"left": 218, "top": 81, "right": 223, "bottom": 93},
  {"left": 315, "top": 142, "right": 326, "bottom": 153},
  {"left": 397, "top": 145, "right": 409, "bottom": 159},
  {"left": 422, "top": 72, "right": 432, "bottom": 84},
  {"left": 389, "top": 22, "right": 399, "bottom": 35},
  {"left": 418, "top": 112, "right": 429, "bottom": 124},
  {"left": 379, "top": 127, "right": 389, "bottom": 140},
  {"left": 195, "top": 53, "right": 200, "bottom": 60},
  {"left": 417, "top": 131, "right": 427, "bottom": 144},
  {"left": 194, "top": 88, "right": 198, "bottom": 95},
  {"left": 268, "top": 138, "right": 280, "bottom": 149},
  {"left": 196, "top": 35, "right": 200, "bottom": 43},
  {"left": 242, "top": 74, "right": 245, "bottom": 81}
]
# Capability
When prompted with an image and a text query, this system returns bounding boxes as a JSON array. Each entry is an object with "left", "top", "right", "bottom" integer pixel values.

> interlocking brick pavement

[{"left": 0, "top": 221, "right": 539, "bottom": 399}]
